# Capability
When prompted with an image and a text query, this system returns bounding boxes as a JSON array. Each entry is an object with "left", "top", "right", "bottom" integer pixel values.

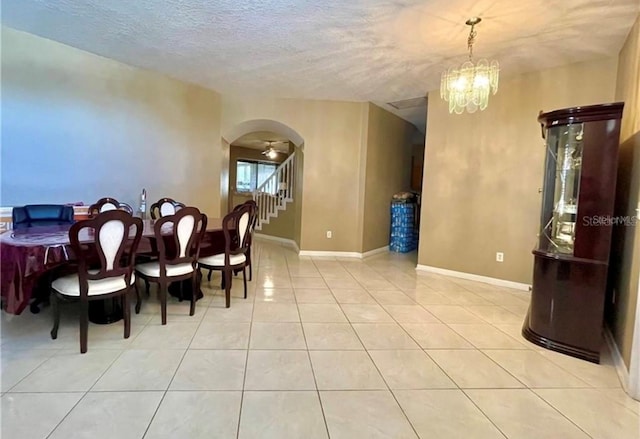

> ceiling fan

[{"left": 261, "top": 140, "right": 287, "bottom": 159}]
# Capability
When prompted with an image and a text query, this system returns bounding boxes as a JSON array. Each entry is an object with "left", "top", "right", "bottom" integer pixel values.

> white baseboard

[
  {"left": 361, "top": 246, "right": 390, "bottom": 258},
  {"left": 254, "top": 233, "right": 298, "bottom": 250},
  {"left": 415, "top": 265, "right": 530, "bottom": 291},
  {"left": 256, "top": 236, "right": 388, "bottom": 259},
  {"left": 298, "top": 250, "right": 362, "bottom": 258},
  {"left": 604, "top": 326, "right": 630, "bottom": 392},
  {"left": 298, "top": 246, "right": 389, "bottom": 259}
]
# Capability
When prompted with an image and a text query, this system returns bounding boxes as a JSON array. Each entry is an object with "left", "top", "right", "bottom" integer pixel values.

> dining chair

[
  {"left": 12, "top": 204, "right": 75, "bottom": 229},
  {"left": 240, "top": 200, "right": 258, "bottom": 281},
  {"left": 50, "top": 210, "right": 143, "bottom": 354},
  {"left": 134, "top": 207, "right": 207, "bottom": 324},
  {"left": 150, "top": 198, "right": 186, "bottom": 220},
  {"left": 205, "top": 201, "right": 258, "bottom": 283},
  {"left": 89, "top": 197, "right": 134, "bottom": 216},
  {"left": 198, "top": 204, "right": 252, "bottom": 308}
]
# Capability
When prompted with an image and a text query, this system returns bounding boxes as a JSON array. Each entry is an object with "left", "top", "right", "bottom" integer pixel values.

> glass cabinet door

[{"left": 539, "top": 123, "right": 584, "bottom": 254}]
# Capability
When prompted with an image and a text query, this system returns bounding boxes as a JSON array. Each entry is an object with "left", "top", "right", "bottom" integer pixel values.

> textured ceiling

[
  {"left": 2, "top": 0, "right": 639, "bottom": 133},
  {"left": 232, "top": 131, "right": 290, "bottom": 151}
]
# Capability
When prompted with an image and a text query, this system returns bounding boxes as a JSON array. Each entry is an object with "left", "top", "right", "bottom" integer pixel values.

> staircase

[{"left": 253, "top": 152, "right": 296, "bottom": 231}]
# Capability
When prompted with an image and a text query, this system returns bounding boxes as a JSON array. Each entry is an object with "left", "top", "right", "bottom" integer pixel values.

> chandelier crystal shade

[{"left": 440, "top": 18, "right": 499, "bottom": 114}]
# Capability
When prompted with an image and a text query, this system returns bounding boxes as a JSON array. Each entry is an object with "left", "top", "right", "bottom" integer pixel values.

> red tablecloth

[{"left": 0, "top": 219, "right": 224, "bottom": 314}]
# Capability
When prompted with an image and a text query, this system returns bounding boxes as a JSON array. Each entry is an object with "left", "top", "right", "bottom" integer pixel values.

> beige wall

[
  {"left": 259, "top": 197, "right": 297, "bottom": 240},
  {"left": 609, "top": 15, "right": 640, "bottom": 368},
  {"left": 1, "top": 27, "right": 222, "bottom": 217},
  {"left": 7, "top": 26, "right": 631, "bottom": 288},
  {"left": 293, "top": 148, "right": 305, "bottom": 248},
  {"left": 362, "top": 103, "right": 416, "bottom": 252},
  {"left": 418, "top": 57, "right": 618, "bottom": 283},
  {"left": 221, "top": 96, "right": 368, "bottom": 252}
]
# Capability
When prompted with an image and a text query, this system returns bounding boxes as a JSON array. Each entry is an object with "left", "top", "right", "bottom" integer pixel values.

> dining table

[{"left": 0, "top": 218, "right": 225, "bottom": 318}]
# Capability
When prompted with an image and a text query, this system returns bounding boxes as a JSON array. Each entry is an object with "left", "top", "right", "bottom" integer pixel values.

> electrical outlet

[
  {"left": 496, "top": 252, "right": 504, "bottom": 262},
  {"left": 326, "top": 230, "right": 332, "bottom": 239}
]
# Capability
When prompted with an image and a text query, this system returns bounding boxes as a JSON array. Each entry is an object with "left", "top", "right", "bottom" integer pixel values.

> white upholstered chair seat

[
  {"left": 52, "top": 271, "right": 135, "bottom": 297},
  {"left": 135, "top": 261, "right": 194, "bottom": 278},
  {"left": 199, "top": 253, "right": 246, "bottom": 267}
]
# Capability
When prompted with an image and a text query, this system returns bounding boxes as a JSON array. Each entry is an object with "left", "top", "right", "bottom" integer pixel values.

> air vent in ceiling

[{"left": 387, "top": 96, "right": 427, "bottom": 110}]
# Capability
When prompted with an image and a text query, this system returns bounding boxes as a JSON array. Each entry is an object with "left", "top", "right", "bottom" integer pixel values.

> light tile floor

[{"left": 1, "top": 240, "right": 639, "bottom": 439}]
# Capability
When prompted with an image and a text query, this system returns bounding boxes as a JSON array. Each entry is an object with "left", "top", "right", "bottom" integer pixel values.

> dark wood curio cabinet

[{"left": 522, "top": 102, "right": 624, "bottom": 363}]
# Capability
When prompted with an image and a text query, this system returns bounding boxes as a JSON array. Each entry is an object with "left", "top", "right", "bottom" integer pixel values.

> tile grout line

[
  {"left": 4, "top": 349, "right": 58, "bottom": 393},
  {"left": 4, "top": 242, "right": 634, "bottom": 438},
  {"left": 43, "top": 391, "right": 89, "bottom": 439},
  {"left": 331, "top": 261, "right": 467, "bottom": 391},
  {"left": 337, "top": 257, "right": 526, "bottom": 437},
  {"left": 235, "top": 265, "right": 258, "bottom": 439},
  {"left": 44, "top": 346, "right": 126, "bottom": 439},
  {"left": 349, "top": 322, "right": 423, "bottom": 438},
  {"left": 528, "top": 388, "right": 597, "bottom": 438},
  {"left": 333, "top": 298, "right": 462, "bottom": 388},
  {"left": 327, "top": 258, "right": 423, "bottom": 439},
  {"left": 296, "top": 257, "right": 332, "bottom": 439},
  {"left": 457, "top": 388, "right": 510, "bottom": 439},
  {"left": 140, "top": 277, "right": 210, "bottom": 439},
  {"left": 374, "top": 261, "right": 536, "bottom": 438},
  {"left": 385, "top": 277, "right": 563, "bottom": 394},
  {"left": 356, "top": 258, "right": 476, "bottom": 437}
]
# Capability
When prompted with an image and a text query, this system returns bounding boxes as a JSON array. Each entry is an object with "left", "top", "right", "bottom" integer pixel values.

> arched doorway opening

[{"left": 221, "top": 119, "right": 304, "bottom": 250}]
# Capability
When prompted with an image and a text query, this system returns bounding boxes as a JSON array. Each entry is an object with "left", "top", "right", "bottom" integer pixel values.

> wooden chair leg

[
  {"left": 134, "top": 281, "right": 142, "bottom": 314},
  {"left": 50, "top": 293, "right": 60, "bottom": 340},
  {"left": 247, "top": 248, "right": 253, "bottom": 281},
  {"left": 189, "top": 273, "right": 197, "bottom": 316},
  {"left": 242, "top": 267, "right": 248, "bottom": 299},
  {"left": 224, "top": 269, "right": 231, "bottom": 308},
  {"left": 159, "top": 280, "right": 167, "bottom": 325},
  {"left": 123, "top": 292, "right": 131, "bottom": 339},
  {"left": 79, "top": 300, "right": 89, "bottom": 354},
  {"left": 144, "top": 279, "right": 150, "bottom": 296},
  {"left": 207, "top": 269, "right": 213, "bottom": 282}
]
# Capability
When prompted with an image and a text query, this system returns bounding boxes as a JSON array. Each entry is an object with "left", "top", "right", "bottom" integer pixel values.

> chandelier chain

[{"left": 467, "top": 24, "right": 477, "bottom": 61}]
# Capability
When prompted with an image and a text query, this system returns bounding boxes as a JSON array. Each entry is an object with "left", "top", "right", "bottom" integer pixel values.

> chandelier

[{"left": 440, "top": 17, "right": 499, "bottom": 114}]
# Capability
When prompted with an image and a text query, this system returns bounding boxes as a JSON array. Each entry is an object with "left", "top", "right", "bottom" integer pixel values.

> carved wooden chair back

[
  {"left": 150, "top": 198, "right": 186, "bottom": 220},
  {"left": 153, "top": 207, "right": 207, "bottom": 277},
  {"left": 69, "top": 210, "right": 143, "bottom": 298},
  {"left": 89, "top": 198, "right": 133, "bottom": 217}
]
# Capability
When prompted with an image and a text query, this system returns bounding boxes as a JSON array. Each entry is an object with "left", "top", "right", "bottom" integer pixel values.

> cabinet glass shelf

[{"left": 539, "top": 123, "right": 584, "bottom": 255}]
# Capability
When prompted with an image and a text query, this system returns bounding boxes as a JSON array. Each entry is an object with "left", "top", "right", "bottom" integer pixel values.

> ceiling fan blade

[{"left": 264, "top": 140, "right": 288, "bottom": 146}]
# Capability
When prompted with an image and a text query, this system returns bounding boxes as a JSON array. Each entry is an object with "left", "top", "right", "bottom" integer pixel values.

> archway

[
  {"left": 221, "top": 119, "right": 305, "bottom": 250},
  {"left": 223, "top": 119, "right": 304, "bottom": 148}
]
